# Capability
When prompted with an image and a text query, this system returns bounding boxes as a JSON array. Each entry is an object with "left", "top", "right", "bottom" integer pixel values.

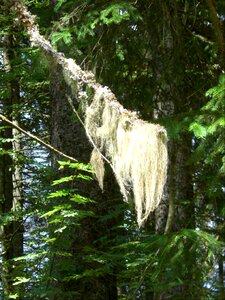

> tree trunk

[
  {"left": 147, "top": 1, "right": 195, "bottom": 298},
  {"left": 0, "top": 25, "right": 24, "bottom": 299},
  {"left": 10, "top": 1, "right": 168, "bottom": 298},
  {"left": 49, "top": 63, "right": 120, "bottom": 299}
]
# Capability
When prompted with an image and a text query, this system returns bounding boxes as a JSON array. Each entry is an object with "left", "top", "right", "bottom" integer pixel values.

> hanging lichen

[
  {"left": 85, "top": 87, "right": 168, "bottom": 227},
  {"left": 14, "top": 0, "right": 168, "bottom": 227}
]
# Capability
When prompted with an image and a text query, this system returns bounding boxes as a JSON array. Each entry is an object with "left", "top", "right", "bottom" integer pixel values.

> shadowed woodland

[{"left": 0, "top": 0, "right": 224, "bottom": 299}]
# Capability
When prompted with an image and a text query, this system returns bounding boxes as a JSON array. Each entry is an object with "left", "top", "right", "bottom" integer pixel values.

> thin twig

[
  {"left": 67, "top": 96, "right": 113, "bottom": 167},
  {"left": 0, "top": 113, "right": 78, "bottom": 162}
]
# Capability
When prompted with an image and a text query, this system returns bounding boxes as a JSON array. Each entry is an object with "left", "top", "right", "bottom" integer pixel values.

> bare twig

[{"left": 0, "top": 113, "right": 77, "bottom": 162}]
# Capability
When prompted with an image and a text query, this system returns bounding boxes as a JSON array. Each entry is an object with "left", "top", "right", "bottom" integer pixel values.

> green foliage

[
  {"left": 2, "top": 161, "right": 97, "bottom": 299},
  {"left": 58, "top": 160, "right": 94, "bottom": 172},
  {"left": 75, "top": 2, "right": 141, "bottom": 41},
  {"left": 66, "top": 225, "right": 221, "bottom": 299},
  {"left": 189, "top": 122, "right": 208, "bottom": 138},
  {"left": 98, "top": 2, "right": 142, "bottom": 25},
  {"left": 190, "top": 74, "right": 225, "bottom": 176},
  {"left": 51, "top": 29, "right": 72, "bottom": 46},
  {"left": 190, "top": 74, "right": 225, "bottom": 139},
  {"left": 1, "top": 0, "right": 225, "bottom": 299}
]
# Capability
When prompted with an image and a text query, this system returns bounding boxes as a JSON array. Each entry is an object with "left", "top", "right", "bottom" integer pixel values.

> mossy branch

[{"left": 11, "top": 0, "right": 168, "bottom": 226}]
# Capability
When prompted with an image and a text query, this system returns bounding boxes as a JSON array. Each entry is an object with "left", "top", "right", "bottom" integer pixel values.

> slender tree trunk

[
  {"left": 207, "top": 0, "right": 225, "bottom": 69},
  {"left": 146, "top": 1, "right": 195, "bottom": 298},
  {"left": 0, "top": 132, "right": 14, "bottom": 296},
  {"left": 218, "top": 254, "right": 225, "bottom": 299},
  {"left": 0, "top": 28, "right": 24, "bottom": 299}
]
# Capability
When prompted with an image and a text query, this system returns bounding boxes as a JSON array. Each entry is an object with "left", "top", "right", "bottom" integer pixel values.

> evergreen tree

[{"left": 0, "top": 0, "right": 224, "bottom": 299}]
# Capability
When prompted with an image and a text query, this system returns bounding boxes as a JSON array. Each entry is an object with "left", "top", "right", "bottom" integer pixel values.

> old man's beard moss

[{"left": 85, "top": 88, "right": 168, "bottom": 227}]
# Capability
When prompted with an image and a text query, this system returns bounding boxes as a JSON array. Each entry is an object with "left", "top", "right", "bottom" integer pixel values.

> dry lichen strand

[
  {"left": 90, "top": 149, "right": 105, "bottom": 190},
  {"left": 85, "top": 91, "right": 168, "bottom": 227},
  {"left": 116, "top": 121, "right": 168, "bottom": 226},
  {"left": 60, "top": 44, "right": 168, "bottom": 227},
  {"left": 14, "top": 0, "right": 168, "bottom": 226}
]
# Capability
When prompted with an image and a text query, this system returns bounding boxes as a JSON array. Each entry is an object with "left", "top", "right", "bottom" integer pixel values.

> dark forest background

[{"left": 0, "top": 1, "right": 224, "bottom": 299}]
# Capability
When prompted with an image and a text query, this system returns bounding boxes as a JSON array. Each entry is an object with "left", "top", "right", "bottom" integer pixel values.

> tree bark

[
  {"left": 146, "top": 1, "right": 195, "bottom": 298},
  {"left": 0, "top": 31, "right": 24, "bottom": 298},
  {"left": 207, "top": 0, "right": 225, "bottom": 69},
  {"left": 48, "top": 63, "right": 120, "bottom": 299}
]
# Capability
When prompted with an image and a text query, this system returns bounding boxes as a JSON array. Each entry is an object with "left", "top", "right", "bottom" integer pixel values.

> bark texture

[
  {"left": 0, "top": 30, "right": 23, "bottom": 298},
  {"left": 145, "top": 1, "right": 195, "bottom": 298},
  {"left": 49, "top": 62, "right": 120, "bottom": 299}
]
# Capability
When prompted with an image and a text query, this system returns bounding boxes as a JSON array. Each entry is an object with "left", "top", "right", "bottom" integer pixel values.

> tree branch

[
  {"left": 0, "top": 113, "right": 78, "bottom": 162},
  {"left": 10, "top": 0, "right": 168, "bottom": 226}
]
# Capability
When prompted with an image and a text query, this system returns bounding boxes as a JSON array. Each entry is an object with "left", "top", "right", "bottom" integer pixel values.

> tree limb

[
  {"left": 0, "top": 113, "right": 78, "bottom": 162},
  {"left": 11, "top": 0, "right": 168, "bottom": 226}
]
